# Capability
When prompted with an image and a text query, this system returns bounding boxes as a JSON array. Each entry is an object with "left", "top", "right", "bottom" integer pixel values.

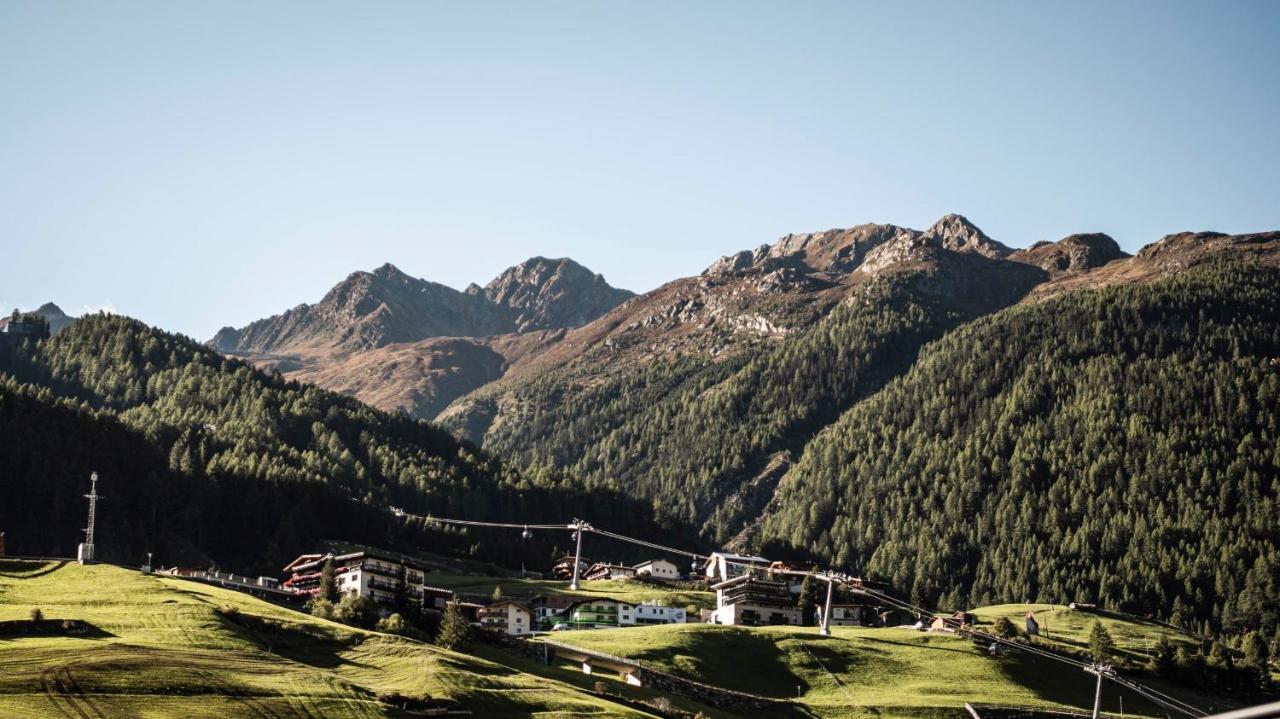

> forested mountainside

[
  {"left": 0, "top": 315, "right": 680, "bottom": 573},
  {"left": 439, "top": 222, "right": 1279, "bottom": 634},
  {"left": 438, "top": 216, "right": 1085, "bottom": 535},
  {"left": 757, "top": 260, "right": 1280, "bottom": 637},
  {"left": 207, "top": 258, "right": 633, "bottom": 420},
  {"left": 453, "top": 256, "right": 1044, "bottom": 539}
]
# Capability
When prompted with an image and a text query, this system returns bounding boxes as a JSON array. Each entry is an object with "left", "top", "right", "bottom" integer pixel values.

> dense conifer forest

[
  {"left": 476, "top": 267, "right": 1038, "bottom": 539},
  {"left": 453, "top": 259, "right": 1279, "bottom": 637},
  {"left": 0, "top": 316, "right": 680, "bottom": 573},
  {"left": 757, "top": 261, "right": 1279, "bottom": 637}
]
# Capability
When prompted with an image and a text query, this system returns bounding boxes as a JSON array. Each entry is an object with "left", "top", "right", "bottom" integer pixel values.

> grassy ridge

[{"left": 0, "top": 560, "right": 651, "bottom": 718}]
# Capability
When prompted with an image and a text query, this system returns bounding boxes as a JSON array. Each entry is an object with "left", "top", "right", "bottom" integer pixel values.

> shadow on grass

[
  {"left": 996, "top": 648, "right": 1199, "bottom": 716},
  {"left": 0, "top": 559, "right": 68, "bottom": 579},
  {"left": 628, "top": 628, "right": 807, "bottom": 699},
  {"left": 216, "top": 609, "right": 372, "bottom": 670},
  {"left": 0, "top": 618, "right": 115, "bottom": 640}
]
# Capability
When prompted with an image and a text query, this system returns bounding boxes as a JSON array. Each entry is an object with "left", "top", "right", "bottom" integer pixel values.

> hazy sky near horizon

[{"left": 2, "top": 2, "right": 1278, "bottom": 339}]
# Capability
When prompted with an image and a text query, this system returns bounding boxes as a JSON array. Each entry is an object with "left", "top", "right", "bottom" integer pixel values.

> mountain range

[
  {"left": 7, "top": 213, "right": 1279, "bottom": 633},
  {"left": 199, "top": 214, "right": 1141, "bottom": 424},
  {"left": 209, "top": 258, "right": 634, "bottom": 418}
]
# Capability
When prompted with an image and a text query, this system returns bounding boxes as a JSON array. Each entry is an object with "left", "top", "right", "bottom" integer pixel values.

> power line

[{"left": 385, "top": 505, "right": 1209, "bottom": 718}]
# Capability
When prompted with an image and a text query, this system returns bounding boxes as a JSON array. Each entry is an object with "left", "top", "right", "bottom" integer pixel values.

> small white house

[
  {"left": 633, "top": 559, "right": 681, "bottom": 580},
  {"left": 627, "top": 600, "right": 687, "bottom": 625},
  {"left": 479, "top": 600, "right": 533, "bottom": 636}
]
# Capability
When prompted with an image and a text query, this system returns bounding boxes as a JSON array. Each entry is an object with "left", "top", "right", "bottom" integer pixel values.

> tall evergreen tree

[
  {"left": 319, "top": 557, "right": 338, "bottom": 603},
  {"left": 436, "top": 600, "right": 471, "bottom": 651},
  {"left": 1089, "top": 621, "right": 1116, "bottom": 663}
]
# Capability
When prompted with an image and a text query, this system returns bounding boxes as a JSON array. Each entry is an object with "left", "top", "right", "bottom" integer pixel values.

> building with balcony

[
  {"left": 281, "top": 549, "right": 435, "bottom": 611},
  {"left": 479, "top": 600, "right": 533, "bottom": 636},
  {"left": 629, "top": 600, "right": 687, "bottom": 625},
  {"left": 582, "top": 563, "right": 638, "bottom": 581},
  {"left": 530, "top": 594, "right": 579, "bottom": 628},
  {"left": 709, "top": 574, "right": 801, "bottom": 626},
  {"left": 563, "top": 598, "right": 628, "bottom": 629}
]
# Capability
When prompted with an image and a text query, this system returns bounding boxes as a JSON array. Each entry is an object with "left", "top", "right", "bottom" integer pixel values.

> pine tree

[
  {"left": 1150, "top": 635, "right": 1176, "bottom": 677},
  {"left": 1089, "top": 621, "right": 1116, "bottom": 663},
  {"left": 1243, "top": 631, "right": 1269, "bottom": 670},
  {"left": 491, "top": 585, "right": 503, "bottom": 601},
  {"left": 1207, "top": 640, "right": 1231, "bottom": 669},
  {"left": 319, "top": 557, "right": 338, "bottom": 603},
  {"left": 797, "top": 575, "right": 815, "bottom": 626},
  {"left": 436, "top": 600, "right": 470, "bottom": 651}
]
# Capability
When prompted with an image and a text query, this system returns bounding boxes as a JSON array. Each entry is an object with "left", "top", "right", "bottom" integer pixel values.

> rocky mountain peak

[
  {"left": 921, "top": 214, "right": 1012, "bottom": 258},
  {"left": 483, "top": 257, "right": 635, "bottom": 332},
  {"left": 370, "top": 262, "right": 410, "bottom": 281}
]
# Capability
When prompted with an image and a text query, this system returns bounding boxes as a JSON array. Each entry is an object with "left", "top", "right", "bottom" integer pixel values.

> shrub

[
  {"left": 307, "top": 597, "right": 336, "bottom": 621},
  {"left": 376, "top": 612, "right": 408, "bottom": 635},
  {"left": 334, "top": 593, "right": 378, "bottom": 629},
  {"left": 29, "top": 608, "right": 43, "bottom": 622}
]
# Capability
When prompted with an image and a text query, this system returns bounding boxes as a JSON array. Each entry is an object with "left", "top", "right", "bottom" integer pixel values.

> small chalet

[
  {"left": 633, "top": 558, "right": 681, "bottom": 580},
  {"left": 929, "top": 611, "right": 975, "bottom": 633},
  {"left": 479, "top": 600, "right": 533, "bottom": 636},
  {"left": 551, "top": 555, "right": 592, "bottom": 580},
  {"left": 583, "top": 563, "right": 637, "bottom": 581}
]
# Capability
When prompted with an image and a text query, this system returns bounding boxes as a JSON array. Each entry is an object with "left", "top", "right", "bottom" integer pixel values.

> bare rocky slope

[{"left": 207, "top": 258, "right": 633, "bottom": 418}]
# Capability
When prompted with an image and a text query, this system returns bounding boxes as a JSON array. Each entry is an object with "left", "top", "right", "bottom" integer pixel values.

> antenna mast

[{"left": 78, "top": 471, "right": 103, "bottom": 564}]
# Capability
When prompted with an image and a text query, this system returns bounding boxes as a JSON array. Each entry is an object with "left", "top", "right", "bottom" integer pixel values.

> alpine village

[{"left": 3, "top": 4, "right": 1280, "bottom": 719}]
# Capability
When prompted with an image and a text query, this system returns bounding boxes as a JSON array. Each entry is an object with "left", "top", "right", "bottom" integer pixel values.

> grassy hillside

[
  {"left": 0, "top": 559, "right": 654, "bottom": 718},
  {"left": 971, "top": 604, "right": 1199, "bottom": 663},
  {"left": 544, "top": 620, "right": 1241, "bottom": 718}
]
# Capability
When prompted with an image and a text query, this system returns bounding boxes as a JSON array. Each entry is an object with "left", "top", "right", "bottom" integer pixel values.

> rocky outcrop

[
  {"left": 920, "top": 213, "right": 1013, "bottom": 258},
  {"left": 1010, "top": 233, "right": 1128, "bottom": 276},
  {"left": 476, "top": 257, "right": 635, "bottom": 333}
]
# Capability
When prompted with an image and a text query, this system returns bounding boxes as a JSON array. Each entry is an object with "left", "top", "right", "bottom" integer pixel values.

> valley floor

[{"left": 0, "top": 560, "right": 1267, "bottom": 719}]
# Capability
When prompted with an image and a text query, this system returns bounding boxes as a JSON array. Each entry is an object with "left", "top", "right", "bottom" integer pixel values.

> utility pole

[
  {"left": 568, "top": 519, "right": 592, "bottom": 591},
  {"left": 819, "top": 575, "right": 834, "bottom": 636},
  {"left": 78, "top": 471, "right": 103, "bottom": 564},
  {"left": 1084, "top": 663, "right": 1114, "bottom": 719}
]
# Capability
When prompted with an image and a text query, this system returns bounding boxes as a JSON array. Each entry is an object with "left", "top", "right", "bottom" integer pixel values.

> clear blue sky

[{"left": 3, "top": 2, "right": 1278, "bottom": 340}]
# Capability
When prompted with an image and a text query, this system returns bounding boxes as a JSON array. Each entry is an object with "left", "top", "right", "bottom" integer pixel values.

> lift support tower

[{"left": 77, "top": 471, "right": 102, "bottom": 564}]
